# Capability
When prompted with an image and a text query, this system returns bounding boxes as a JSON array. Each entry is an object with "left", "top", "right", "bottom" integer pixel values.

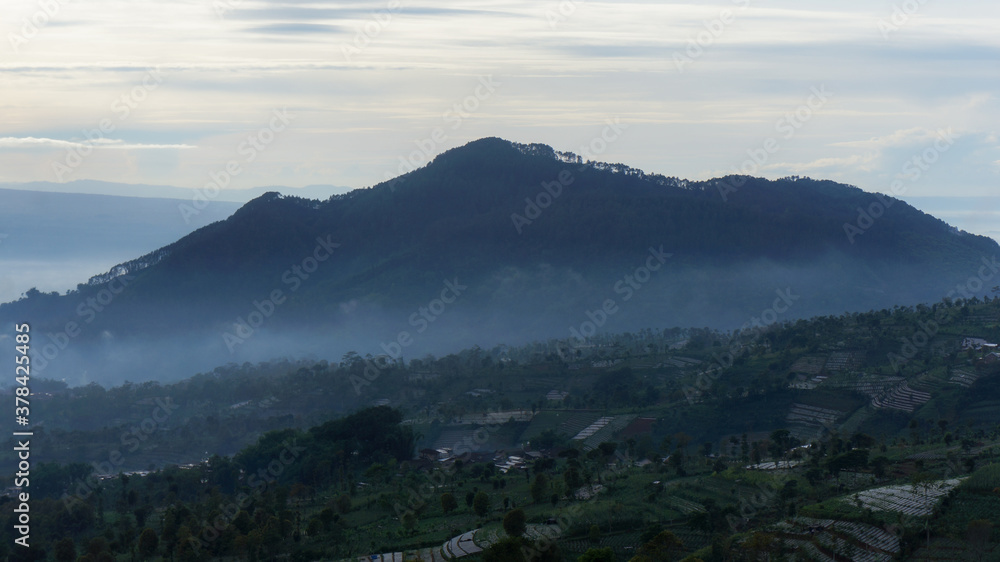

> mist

[
  {"left": 0, "top": 188, "right": 239, "bottom": 302},
  {"left": 3, "top": 249, "right": 983, "bottom": 393}
]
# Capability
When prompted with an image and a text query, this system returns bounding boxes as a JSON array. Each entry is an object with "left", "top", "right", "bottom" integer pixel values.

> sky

[{"left": 0, "top": 0, "right": 998, "bottom": 209}]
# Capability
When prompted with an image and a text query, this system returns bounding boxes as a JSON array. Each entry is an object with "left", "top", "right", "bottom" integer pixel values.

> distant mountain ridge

[
  {"left": 2, "top": 137, "right": 997, "bottom": 386},
  {"left": 0, "top": 188, "right": 241, "bottom": 303},
  {"left": 0, "top": 180, "right": 347, "bottom": 203}
]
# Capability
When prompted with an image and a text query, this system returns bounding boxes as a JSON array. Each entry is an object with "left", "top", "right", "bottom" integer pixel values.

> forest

[{"left": 2, "top": 294, "right": 1000, "bottom": 560}]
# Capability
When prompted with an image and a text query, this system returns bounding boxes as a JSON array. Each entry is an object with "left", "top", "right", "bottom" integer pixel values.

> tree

[
  {"left": 687, "top": 500, "right": 737, "bottom": 535},
  {"left": 564, "top": 467, "right": 583, "bottom": 493},
  {"left": 530, "top": 429, "right": 563, "bottom": 450},
  {"left": 86, "top": 538, "right": 109, "bottom": 558},
  {"left": 770, "top": 429, "right": 791, "bottom": 448},
  {"left": 632, "top": 530, "right": 683, "bottom": 562},
  {"left": 474, "top": 491, "right": 490, "bottom": 517},
  {"left": 441, "top": 492, "right": 458, "bottom": 514},
  {"left": 402, "top": 511, "right": 418, "bottom": 534},
  {"left": 531, "top": 473, "right": 549, "bottom": 504},
  {"left": 825, "top": 449, "right": 869, "bottom": 477},
  {"left": 482, "top": 537, "right": 526, "bottom": 562},
  {"left": 668, "top": 450, "right": 684, "bottom": 475},
  {"left": 335, "top": 493, "right": 352, "bottom": 514},
  {"left": 598, "top": 442, "right": 618, "bottom": 457},
  {"left": 138, "top": 528, "right": 158, "bottom": 560},
  {"left": 503, "top": 508, "right": 527, "bottom": 537},
  {"left": 769, "top": 429, "right": 791, "bottom": 461},
  {"left": 743, "top": 532, "right": 775, "bottom": 560},
  {"left": 966, "top": 519, "right": 993, "bottom": 562},
  {"left": 54, "top": 538, "right": 76, "bottom": 562},
  {"left": 674, "top": 432, "right": 692, "bottom": 451},
  {"left": 849, "top": 432, "right": 876, "bottom": 449},
  {"left": 937, "top": 419, "right": 949, "bottom": 439},
  {"left": 589, "top": 524, "right": 601, "bottom": 543},
  {"left": 232, "top": 509, "right": 253, "bottom": 535},
  {"left": 466, "top": 490, "right": 476, "bottom": 509},
  {"left": 870, "top": 456, "right": 891, "bottom": 479},
  {"left": 910, "top": 472, "right": 938, "bottom": 548},
  {"left": 579, "top": 547, "right": 614, "bottom": 562}
]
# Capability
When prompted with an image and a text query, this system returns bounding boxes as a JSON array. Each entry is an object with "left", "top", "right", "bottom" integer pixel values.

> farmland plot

[
  {"left": 844, "top": 478, "right": 964, "bottom": 516},
  {"left": 772, "top": 517, "right": 900, "bottom": 561}
]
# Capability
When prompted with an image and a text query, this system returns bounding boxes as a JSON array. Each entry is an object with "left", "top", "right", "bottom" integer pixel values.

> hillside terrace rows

[
  {"left": 772, "top": 517, "right": 900, "bottom": 562},
  {"left": 789, "top": 356, "right": 826, "bottom": 376},
  {"left": 847, "top": 478, "right": 964, "bottom": 517},
  {"left": 786, "top": 403, "right": 846, "bottom": 442},
  {"left": 824, "top": 351, "right": 866, "bottom": 372},
  {"left": 948, "top": 367, "right": 981, "bottom": 387},
  {"left": 824, "top": 375, "right": 905, "bottom": 399},
  {"left": 871, "top": 382, "right": 932, "bottom": 413},
  {"left": 579, "top": 415, "right": 635, "bottom": 451},
  {"left": 910, "top": 538, "right": 999, "bottom": 561},
  {"left": 571, "top": 416, "right": 615, "bottom": 440}
]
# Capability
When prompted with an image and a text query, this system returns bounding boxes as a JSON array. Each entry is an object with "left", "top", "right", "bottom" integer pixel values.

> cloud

[
  {"left": 0, "top": 0, "right": 996, "bottom": 199},
  {"left": 761, "top": 129, "right": 1000, "bottom": 199},
  {"left": 246, "top": 23, "right": 344, "bottom": 35},
  {"left": 831, "top": 127, "right": 954, "bottom": 150},
  {"left": 763, "top": 153, "right": 879, "bottom": 174},
  {"left": 229, "top": 6, "right": 524, "bottom": 21},
  {"left": 0, "top": 137, "right": 196, "bottom": 150},
  {"left": 766, "top": 127, "right": 970, "bottom": 175}
]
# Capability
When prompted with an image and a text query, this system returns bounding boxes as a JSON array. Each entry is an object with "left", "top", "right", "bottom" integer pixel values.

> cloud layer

[{"left": 0, "top": 0, "right": 996, "bottom": 202}]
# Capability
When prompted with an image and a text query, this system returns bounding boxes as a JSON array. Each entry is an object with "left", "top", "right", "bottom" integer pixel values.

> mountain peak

[{"left": 3, "top": 140, "right": 997, "bottom": 386}]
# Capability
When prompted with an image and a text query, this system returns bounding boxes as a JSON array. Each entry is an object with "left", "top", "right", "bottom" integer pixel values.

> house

[
  {"left": 419, "top": 448, "right": 442, "bottom": 461},
  {"left": 962, "top": 337, "right": 998, "bottom": 351},
  {"left": 546, "top": 390, "right": 569, "bottom": 401},
  {"left": 407, "top": 372, "right": 441, "bottom": 382}
]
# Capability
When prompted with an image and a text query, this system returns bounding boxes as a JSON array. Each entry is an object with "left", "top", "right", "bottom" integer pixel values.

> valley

[{"left": 3, "top": 294, "right": 1000, "bottom": 560}]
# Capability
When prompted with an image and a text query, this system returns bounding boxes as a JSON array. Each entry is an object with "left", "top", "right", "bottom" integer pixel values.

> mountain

[
  {"left": 0, "top": 188, "right": 240, "bottom": 303},
  {"left": 901, "top": 195, "right": 1000, "bottom": 244},
  {"left": 0, "top": 180, "right": 347, "bottom": 203},
  {"left": 2, "top": 137, "right": 997, "bottom": 386}
]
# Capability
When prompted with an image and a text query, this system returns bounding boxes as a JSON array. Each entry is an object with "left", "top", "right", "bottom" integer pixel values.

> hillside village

[{"left": 4, "top": 297, "right": 1000, "bottom": 560}]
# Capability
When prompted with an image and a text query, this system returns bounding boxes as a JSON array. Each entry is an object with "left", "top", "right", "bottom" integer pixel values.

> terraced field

[
  {"left": 825, "top": 374, "right": 904, "bottom": 399},
  {"left": 771, "top": 517, "right": 900, "bottom": 562},
  {"left": 519, "top": 410, "right": 603, "bottom": 442},
  {"left": 871, "top": 382, "right": 931, "bottom": 412},
  {"left": 910, "top": 538, "right": 997, "bottom": 561},
  {"left": 580, "top": 416, "right": 635, "bottom": 451},
  {"left": 949, "top": 367, "right": 981, "bottom": 387},
  {"left": 560, "top": 531, "right": 643, "bottom": 560},
  {"left": 786, "top": 403, "right": 846, "bottom": 442},
  {"left": 845, "top": 478, "right": 964, "bottom": 517}
]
